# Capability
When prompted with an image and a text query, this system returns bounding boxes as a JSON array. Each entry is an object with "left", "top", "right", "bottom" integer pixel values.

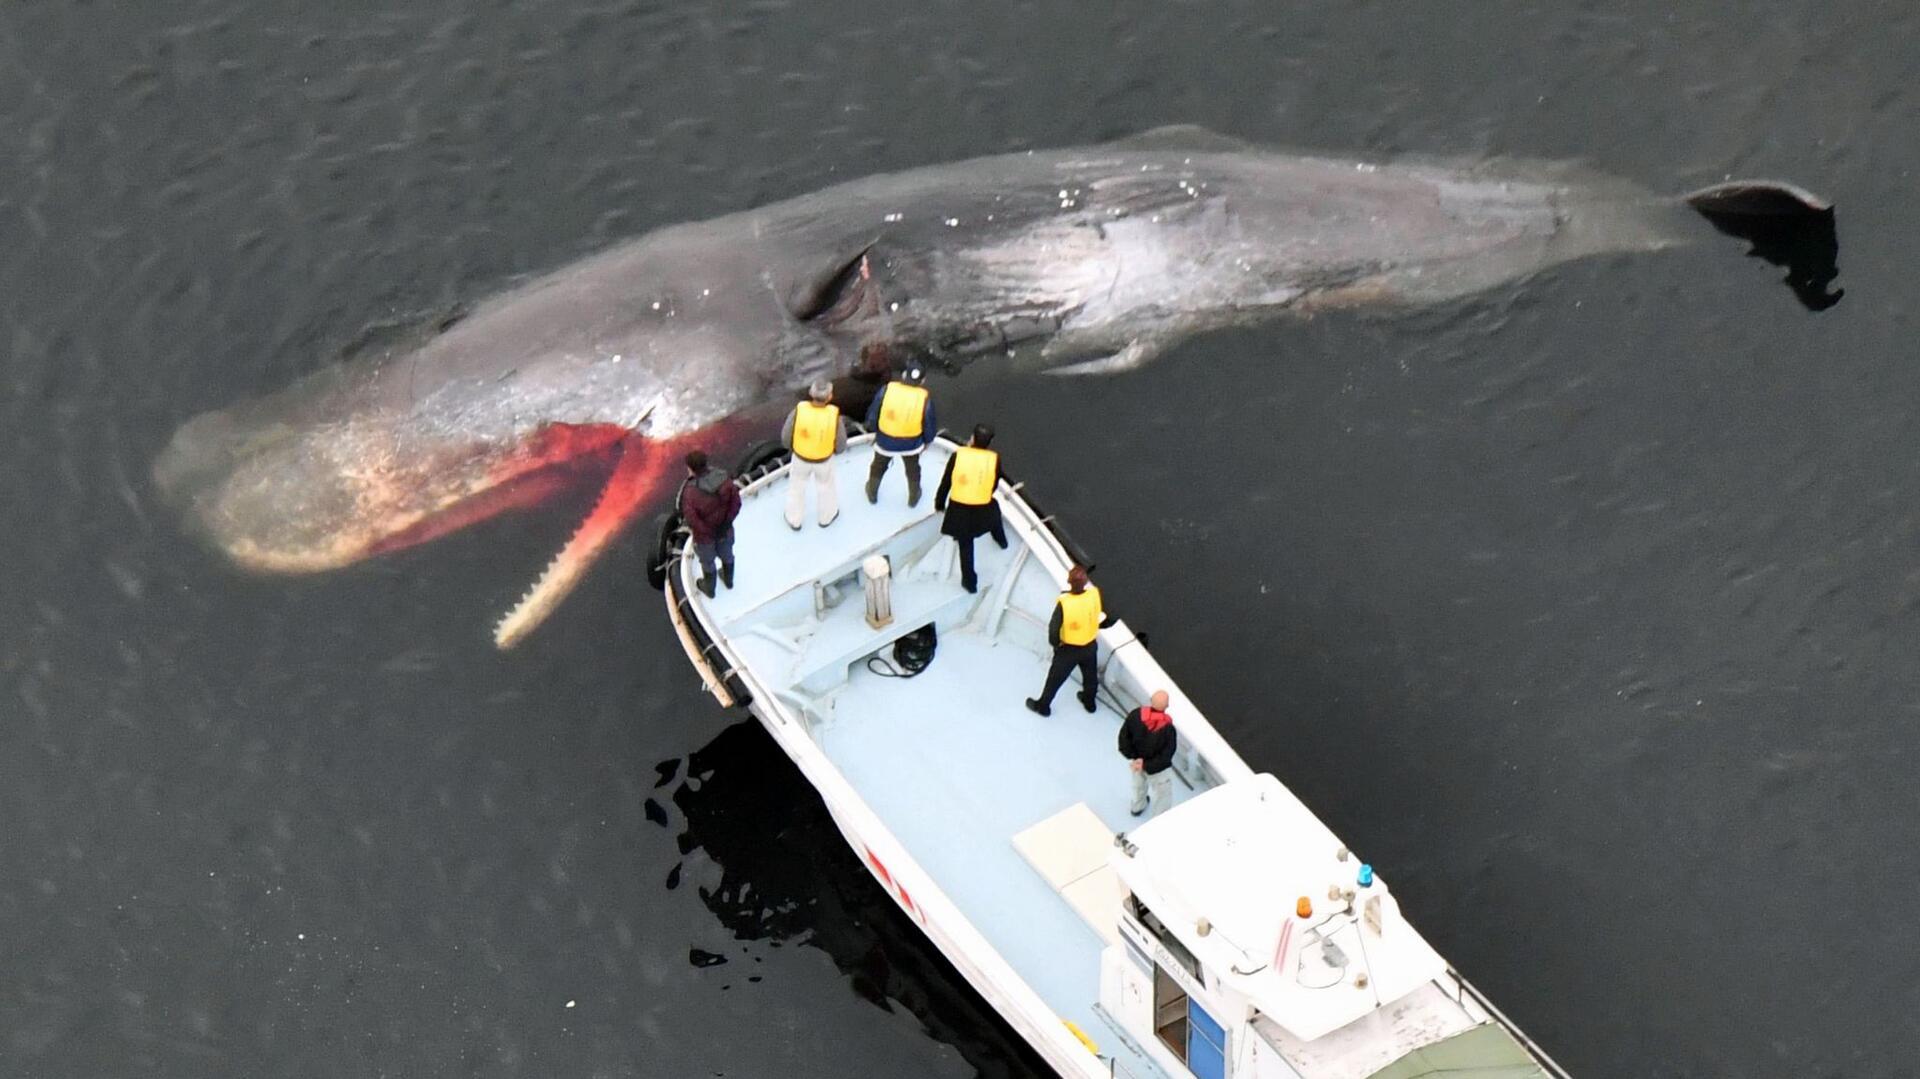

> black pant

[
  {"left": 1036, "top": 642, "right": 1098, "bottom": 708},
  {"left": 954, "top": 518, "right": 1008, "bottom": 592},
  {"left": 956, "top": 534, "right": 977, "bottom": 591},
  {"left": 867, "top": 451, "right": 921, "bottom": 487}
]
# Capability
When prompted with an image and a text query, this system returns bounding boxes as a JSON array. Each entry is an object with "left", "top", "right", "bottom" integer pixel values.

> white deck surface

[
  {"left": 689, "top": 441, "right": 1201, "bottom": 1078},
  {"left": 822, "top": 637, "right": 1192, "bottom": 1049}
]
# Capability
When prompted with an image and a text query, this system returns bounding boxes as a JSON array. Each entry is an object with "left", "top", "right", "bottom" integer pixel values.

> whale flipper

[
  {"left": 1043, "top": 336, "right": 1168, "bottom": 377},
  {"left": 785, "top": 241, "right": 878, "bottom": 323}
]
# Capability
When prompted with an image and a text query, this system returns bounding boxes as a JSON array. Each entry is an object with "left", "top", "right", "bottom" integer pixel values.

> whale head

[{"left": 152, "top": 233, "right": 845, "bottom": 645}]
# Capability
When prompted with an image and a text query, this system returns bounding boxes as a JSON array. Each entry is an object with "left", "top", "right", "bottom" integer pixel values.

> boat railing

[
  {"left": 988, "top": 453, "right": 1235, "bottom": 798},
  {"left": 995, "top": 465, "right": 1096, "bottom": 572},
  {"left": 991, "top": 480, "right": 1252, "bottom": 798},
  {"left": 662, "top": 566, "right": 756, "bottom": 708}
]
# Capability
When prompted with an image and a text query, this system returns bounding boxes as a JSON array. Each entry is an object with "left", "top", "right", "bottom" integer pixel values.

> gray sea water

[{"left": 4, "top": 2, "right": 1917, "bottom": 1076}]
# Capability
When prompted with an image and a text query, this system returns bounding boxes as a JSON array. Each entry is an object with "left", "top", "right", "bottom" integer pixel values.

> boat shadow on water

[{"left": 663, "top": 720, "right": 1054, "bottom": 1078}]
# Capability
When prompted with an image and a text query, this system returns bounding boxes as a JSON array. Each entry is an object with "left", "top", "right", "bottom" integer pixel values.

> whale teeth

[
  {"left": 494, "top": 544, "right": 583, "bottom": 649},
  {"left": 491, "top": 435, "right": 672, "bottom": 650}
]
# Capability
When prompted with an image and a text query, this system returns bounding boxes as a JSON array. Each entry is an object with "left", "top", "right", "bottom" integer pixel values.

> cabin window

[{"left": 1124, "top": 894, "right": 1199, "bottom": 980}]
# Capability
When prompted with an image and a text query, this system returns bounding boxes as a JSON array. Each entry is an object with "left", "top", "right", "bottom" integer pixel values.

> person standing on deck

[
  {"left": 781, "top": 379, "right": 848, "bottom": 530},
  {"left": 863, "top": 364, "right": 936, "bottom": 507},
  {"left": 677, "top": 450, "right": 741, "bottom": 599},
  {"left": 1025, "top": 565, "right": 1116, "bottom": 716},
  {"left": 933, "top": 424, "right": 1008, "bottom": 594},
  {"left": 1118, "top": 690, "right": 1178, "bottom": 817}
]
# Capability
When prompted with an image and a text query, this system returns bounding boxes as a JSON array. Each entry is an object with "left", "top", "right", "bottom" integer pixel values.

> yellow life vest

[
  {"left": 1057, "top": 586, "right": 1103, "bottom": 646},
  {"left": 949, "top": 446, "right": 998, "bottom": 506},
  {"left": 791, "top": 401, "right": 839, "bottom": 462},
  {"left": 877, "top": 382, "right": 928, "bottom": 440}
]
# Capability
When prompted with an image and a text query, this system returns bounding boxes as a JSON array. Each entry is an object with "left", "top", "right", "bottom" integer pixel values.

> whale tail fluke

[
  {"left": 1684, "top": 180, "right": 1841, "bottom": 311},
  {"left": 1684, "top": 180, "right": 1832, "bottom": 216}
]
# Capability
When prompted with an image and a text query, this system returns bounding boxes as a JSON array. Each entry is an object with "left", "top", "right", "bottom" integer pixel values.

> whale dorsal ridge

[{"left": 1102, "top": 124, "right": 1252, "bottom": 154}]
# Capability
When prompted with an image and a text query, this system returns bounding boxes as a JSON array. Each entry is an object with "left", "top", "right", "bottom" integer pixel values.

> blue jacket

[{"left": 865, "top": 384, "right": 936, "bottom": 454}]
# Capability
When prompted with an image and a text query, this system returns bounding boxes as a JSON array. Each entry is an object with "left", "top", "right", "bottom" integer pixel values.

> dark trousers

[
  {"left": 1036, "top": 642, "right": 1098, "bottom": 708},
  {"left": 867, "top": 450, "right": 922, "bottom": 487},
  {"left": 693, "top": 529, "right": 734, "bottom": 580},
  {"left": 953, "top": 518, "right": 1008, "bottom": 592}
]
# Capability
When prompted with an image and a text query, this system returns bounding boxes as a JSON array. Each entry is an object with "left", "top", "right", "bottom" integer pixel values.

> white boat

[{"left": 657, "top": 432, "right": 1570, "bottom": 1079}]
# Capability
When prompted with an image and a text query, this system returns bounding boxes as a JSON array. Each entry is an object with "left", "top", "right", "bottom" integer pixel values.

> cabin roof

[{"left": 1116, "top": 774, "right": 1449, "bottom": 1041}]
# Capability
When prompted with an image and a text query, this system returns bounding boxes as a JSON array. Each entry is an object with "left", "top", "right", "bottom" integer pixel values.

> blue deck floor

[
  {"left": 821, "top": 636, "right": 1186, "bottom": 1077},
  {"left": 689, "top": 442, "right": 1189, "bottom": 1076}
]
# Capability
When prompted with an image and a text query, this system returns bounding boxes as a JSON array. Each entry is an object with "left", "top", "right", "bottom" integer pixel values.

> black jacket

[
  {"left": 934, "top": 453, "right": 1004, "bottom": 540},
  {"left": 1118, "top": 708, "right": 1177, "bottom": 775}
]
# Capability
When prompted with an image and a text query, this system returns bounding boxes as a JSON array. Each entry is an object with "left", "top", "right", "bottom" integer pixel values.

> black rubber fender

[
  {"left": 645, "top": 512, "right": 680, "bottom": 592},
  {"left": 733, "top": 440, "right": 791, "bottom": 478},
  {"left": 999, "top": 465, "right": 1095, "bottom": 572}
]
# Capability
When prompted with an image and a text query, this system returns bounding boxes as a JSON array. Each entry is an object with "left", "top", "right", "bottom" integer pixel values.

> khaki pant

[
  {"left": 1130, "top": 768, "right": 1172, "bottom": 817},
  {"left": 785, "top": 458, "right": 838, "bottom": 528}
]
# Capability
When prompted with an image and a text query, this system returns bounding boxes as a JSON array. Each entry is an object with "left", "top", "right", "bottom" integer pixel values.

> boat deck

[
  {"left": 677, "top": 438, "right": 1569, "bottom": 1079},
  {"left": 687, "top": 440, "right": 1200, "bottom": 1078},
  {"left": 825, "top": 637, "right": 1191, "bottom": 1057}
]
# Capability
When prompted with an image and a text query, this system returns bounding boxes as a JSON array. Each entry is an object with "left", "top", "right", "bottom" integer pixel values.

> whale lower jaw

[{"left": 493, "top": 433, "right": 675, "bottom": 649}]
